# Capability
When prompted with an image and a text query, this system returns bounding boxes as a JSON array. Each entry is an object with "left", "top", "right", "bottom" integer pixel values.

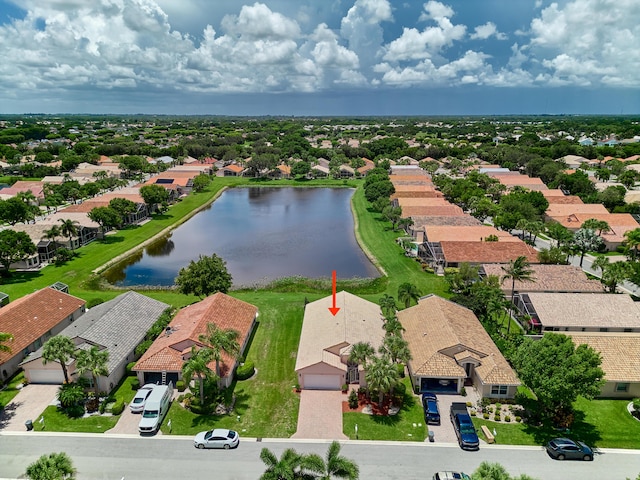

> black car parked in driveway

[{"left": 422, "top": 392, "right": 441, "bottom": 425}]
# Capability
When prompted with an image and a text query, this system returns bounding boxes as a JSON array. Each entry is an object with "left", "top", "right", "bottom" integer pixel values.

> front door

[{"left": 347, "top": 362, "right": 359, "bottom": 384}]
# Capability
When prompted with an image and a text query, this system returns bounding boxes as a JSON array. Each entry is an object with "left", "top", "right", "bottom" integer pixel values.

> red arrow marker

[{"left": 328, "top": 270, "right": 340, "bottom": 316}]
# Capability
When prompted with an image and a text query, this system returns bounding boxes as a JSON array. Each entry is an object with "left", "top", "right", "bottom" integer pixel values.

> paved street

[{"left": 2, "top": 432, "right": 640, "bottom": 480}]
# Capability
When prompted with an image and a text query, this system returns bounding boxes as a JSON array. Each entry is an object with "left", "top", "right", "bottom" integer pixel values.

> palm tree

[
  {"left": 397, "top": 282, "right": 420, "bottom": 309},
  {"left": 0, "top": 332, "right": 13, "bottom": 354},
  {"left": 25, "top": 452, "right": 76, "bottom": 480},
  {"left": 379, "top": 335, "right": 412, "bottom": 365},
  {"left": 378, "top": 294, "right": 397, "bottom": 319},
  {"left": 382, "top": 316, "right": 404, "bottom": 336},
  {"left": 304, "top": 441, "right": 359, "bottom": 480},
  {"left": 624, "top": 228, "right": 640, "bottom": 260},
  {"left": 365, "top": 355, "right": 399, "bottom": 408},
  {"left": 592, "top": 255, "right": 610, "bottom": 273},
  {"left": 58, "top": 218, "right": 80, "bottom": 250},
  {"left": 43, "top": 225, "right": 61, "bottom": 249},
  {"left": 600, "top": 261, "right": 633, "bottom": 293},
  {"left": 75, "top": 345, "right": 109, "bottom": 396},
  {"left": 259, "top": 447, "right": 316, "bottom": 480},
  {"left": 501, "top": 256, "right": 535, "bottom": 334},
  {"left": 198, "top": 322, "right": 240, "bottom": 389},
  {"left": 42, "top": 335, "right": 76, "bottom": 384},
  {"left": 182, "top": 346, "right": 215, "bottom": 404},
  {"left": 348, "top": 342, "right": 374, "bottom": 371}
]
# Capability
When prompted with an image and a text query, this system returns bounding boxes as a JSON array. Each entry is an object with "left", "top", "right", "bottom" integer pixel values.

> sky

[{"left": 0, "top": 0, "right": 638, "bottom": 116}]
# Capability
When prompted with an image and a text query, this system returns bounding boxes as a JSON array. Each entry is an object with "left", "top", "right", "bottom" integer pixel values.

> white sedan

[
  {"left": 129, "top": 384, "right": 155, "bottom": 413},
  {"left": 193, "top": 429, "right": 240, "bottom": 449}
]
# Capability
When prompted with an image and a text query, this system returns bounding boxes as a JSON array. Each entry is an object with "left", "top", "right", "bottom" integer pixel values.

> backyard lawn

[{"left": 472, "top": 397, "right": 640, "bottom": 449}]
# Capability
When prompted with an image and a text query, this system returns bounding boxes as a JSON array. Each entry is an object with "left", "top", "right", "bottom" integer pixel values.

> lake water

[{"left": 105, "top": 187, "right": 380, "bottom": 287}]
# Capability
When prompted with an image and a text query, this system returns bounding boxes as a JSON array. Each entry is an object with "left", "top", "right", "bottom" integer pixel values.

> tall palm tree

[
  {"left": 259, "top": 447, "right": 316, "bottom": 480},
  {"left": 42, "top": 336, "right": 75, "bottom": 384},
  {"left": 382, "top": 316, "right": 404, "bottom": 336},
  {"left": 198, "top": 323, "right": 240, "bottom": 389},
  {"left": 397, "top": 282, "right": 420, "bottom": 309},
  {"left": 365, "top": 355, "right": 400, "bottom": 408},
  {"left": 304, "top": 441, "right": 359, "bottom": 480},
  {"left": 379, "top": 335, "right": 412, "bottom": 365},
  {"left": 0, "top": 332, "right": 13, "bottom": 354},
  {"left": 624, "top": 228, "right": 640, "bottom": 260},
  {"left": 43, "top": 225, "right": 61, "bottom": 249},
  {"left": 348, "top": 342, "right": 374, "bottom": 370},
  {"left": 58, "top": 218, "right": 80, "bottom": 250},
  {"left": 182, "top": 346, "right": 215, "bottom": 404},
  {"left": 25, "top": 452, "right": 76, "bottom": 480},
  {"left": 378, "top": 294, "right": 397, "bottom": 319},
  {"left": 75, "top": 345, "right": 109, "bottom": 396},
  {"left": 501, "top": 256, "right": 535, "bottom": 334}
]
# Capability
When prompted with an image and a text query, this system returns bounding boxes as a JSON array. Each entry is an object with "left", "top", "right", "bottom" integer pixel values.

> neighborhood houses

[{"left": 1, "top": 115, "right": 640, "bottom": 463}]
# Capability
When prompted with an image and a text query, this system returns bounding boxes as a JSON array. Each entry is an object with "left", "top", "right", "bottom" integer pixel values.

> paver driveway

[
  {"left": 292, "top": 390, "right": 347, "bottom": 440},
  {"left": 0, "top": 384, "right": 58, "bottom": 432}
]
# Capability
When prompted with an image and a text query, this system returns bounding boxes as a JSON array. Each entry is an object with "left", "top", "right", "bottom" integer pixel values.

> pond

[{"left": 104, "top": 187, "right": 380, "bottom": 287}]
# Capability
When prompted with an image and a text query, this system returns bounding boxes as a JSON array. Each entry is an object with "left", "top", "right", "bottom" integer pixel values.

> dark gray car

[{"left": 546, "top": 437, "right": 593, "bottom": 461}]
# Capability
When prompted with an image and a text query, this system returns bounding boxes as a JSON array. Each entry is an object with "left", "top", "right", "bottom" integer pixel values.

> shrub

[
  {"left": 395, "top": 363, "right": 405, "bottom": 378},
  {"left": 483, "top": 413, "right": 490, "bottom": 420},
  {"left": 131, "top": 378, "right": 140, "bottom": 390},
  {"left": 135, "top": 340, "right": 153, "bottom": 357},
  {"left": 86, "top": 298, "right": 104, "bottom": 309},
  {"left": 126, "top": 362, "right": 137, "bottom": 376},
  {"left": 505, "top": 415, "right": 511, "bottom": 422},
  {"left": 494, "top": 414, "right": 501, "bottom": 422},
  {"left": 189, "top": 397, "right": 213, "bottom": 415},
  {"left": 461, "top": 386, "right": 466, "bottom": 397},
  {"left": 633, "top": 398, "right": 640, "bottom": 412},
  {"left": 466, "top": 401, "right": 472, "bottom": 408},
  {"left": 495, "top": 403, "right": 502, "bottom": 410},
  {"left": 176, "top": 380, "right": 186, "bottom": 392},
  {"left": 515, "top": 416, "right": 522, "bottom": 422},
  {"left": 236, "top": 361, "right": 255, "bottom": 380},
  {"left": 348, "top": 389, "right": 359, "bottom": 409},
  {"left": 111, "top": 399, "right": 125, "bottom": 415},
  {"left": 470, "top": 409, "right": 476, "bottom": 416}
]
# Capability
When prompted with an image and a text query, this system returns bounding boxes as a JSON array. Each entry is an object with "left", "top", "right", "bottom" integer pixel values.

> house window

[
  {"left": 600, "top": 328, "right": 609, "bottom": 332},
  {"left": 615, "top": 383, "right": 630, "bottom": 392},
  {"left": 624, "top": 328, "right": 632, "bottom": 333},
  {"left": 491, "top": 385, "right": 508, "bottom": 395}
]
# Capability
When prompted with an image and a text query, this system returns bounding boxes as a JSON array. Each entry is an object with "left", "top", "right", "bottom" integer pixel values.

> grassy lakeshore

[{"left": 2, "top": 176, "right": 449, "bottom": 437}]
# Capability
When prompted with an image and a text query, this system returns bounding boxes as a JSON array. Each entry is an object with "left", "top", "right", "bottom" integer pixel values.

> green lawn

[
  {"left": 472, "top": 397, "right": 640, "bottom": 449},
  {"left": 343, "top": 379, "right": 426, "bottom": 442},
  {"left": 0, "top": 372, "right": 25, "bottom": 410},
  {"left": 37, "top": 405, "right": 120, "bottom": 433},
  {"left": 111, "top": 375, "right": 141, "bottom": 405}
]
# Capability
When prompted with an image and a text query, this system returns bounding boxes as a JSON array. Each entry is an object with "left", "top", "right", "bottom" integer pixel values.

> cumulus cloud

[
  {"left": 470, "top": 22, "right": 506, "bottom": 40},
  {"left": 340, "top": 0, "right": 392, "bottom": 70}
]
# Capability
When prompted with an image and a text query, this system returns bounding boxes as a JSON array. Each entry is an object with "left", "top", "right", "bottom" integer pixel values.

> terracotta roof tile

[
  {"left": 0, "top": 288, "right": 86, "bottom": 364},
  {"left": 440, "top": 241, "right": 539, "bottom": 264},
  {"left": 481, "top": 264, "right": 603, "bottom": 293}
]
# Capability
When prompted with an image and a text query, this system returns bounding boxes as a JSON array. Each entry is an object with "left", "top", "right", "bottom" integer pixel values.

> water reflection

[{"left": 105, "top": 187, "right": 379, "bottom": 287}]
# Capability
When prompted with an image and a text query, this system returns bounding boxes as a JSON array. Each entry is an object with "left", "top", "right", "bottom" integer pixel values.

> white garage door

[
  {"left": 303, "top": 374, "right": 341, "bottom": 390},
  {"left": 26, "top": 369, "right": 64, "bottom": 384}
]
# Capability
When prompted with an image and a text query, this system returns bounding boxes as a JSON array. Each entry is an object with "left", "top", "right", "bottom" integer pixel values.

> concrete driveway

[
  {"left": 292, "top": 390, "right": 347, "bottom": 440},
  {"left": 0, "top": 384, "right": 59, "bottom": 432}
]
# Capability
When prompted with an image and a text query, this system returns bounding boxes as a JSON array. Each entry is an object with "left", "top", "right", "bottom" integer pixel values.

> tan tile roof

[
  {"left": 399, "top": 295, "right": 519, "bottom": 385},
  {"left": 294, "top": 291, "right": 385, "bottom": 372},
  {"left": 525, "top": 293, "right": 640, "bottom": 329},
  {"left": 390, "top": 175, "right": 431, "bottom": 186},
  {"left": 410, "top": 215, "right": 482, "bottom": 228},
  {"left": 0, "top": 288, "right": 86, "bottom": 364},
  {"left": 133, "top": 293, "right": 257, "bottom": 377},
  {"left": 425, "top": 226, "right": 521, "bottom": 243},
  {"left": 565, "top": 332, "right": 640, "bottom": 382},
  {"left": 440, "top": 240, "right": 539, "bottom": 264},
  {"left": 489, "top": 174, "right": 548, "bottom": 190},
  {"left": 540, "top": 189, "right": 567, "bottom": 197},
  {"left": 401, "top": 205, "right": 465, "bottom": 217},
  {"left": 546, "top": 203, "right": 609, "bottom": 217},
  {"left": 481, "top": 264, "right": 603, "bottom": 293},
  {"left": 396, "top": 198, "right": 452, "bottom": 207}
]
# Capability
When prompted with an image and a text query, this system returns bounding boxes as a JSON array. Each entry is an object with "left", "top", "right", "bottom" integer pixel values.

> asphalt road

[{"left": 2, "top": 433, "right": 640, "bottom": 480}]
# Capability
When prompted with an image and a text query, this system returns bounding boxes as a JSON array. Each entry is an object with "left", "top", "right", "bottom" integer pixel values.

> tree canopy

[
  {"left": 0, "top": 229, "right": 37, "bottom": 273},
  {"left": 513, "top": 333, "right": 604, "bottom": 421},
  {"left": 175, "top": 253, "right": 232, "bottom": 297}
]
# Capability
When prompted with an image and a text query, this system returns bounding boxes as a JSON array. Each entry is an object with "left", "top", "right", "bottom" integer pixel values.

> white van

[{"left": 138, "top": 381, "right": 173, "bottom": 434}]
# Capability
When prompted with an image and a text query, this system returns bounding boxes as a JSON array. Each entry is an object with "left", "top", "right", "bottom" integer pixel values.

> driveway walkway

[
  {"left": 292, "top": 390, "right": 347, "bottom": 440},
  {"left": 0, "top": 384, "right": 58, "bottom": 432}
]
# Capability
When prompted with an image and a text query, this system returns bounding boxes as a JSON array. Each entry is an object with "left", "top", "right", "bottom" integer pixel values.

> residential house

[
  {"left": 295, "top": 291, "right": 384, "bottom": 390},
  {"left": 515, "top": 292, "right": 640, "bottom": 333},
  {"left": 20, "top": 292, "right": 169, "bottom": 391},
  {"left": 216, "top": 164, "right": 245, "bottom": 177},
  {"left": 425, "top": 240, "right": 538, "bottom": 268},
  {"left": 487, "top": 173, "right": 548, "bottom": 192},
  {"left": 409, "top": 215, "right": 481, "bottom": 242},
  {"left": 541, "top": 190, "right": 584, "bottom": 205},
  {"left": 390, "top": 184, "right": 443, "bottom": 199},
  {"left": 399, "top": 295, "right": 520, "bottom": 398},
  {"left": 133, "top": 293, "right": 258, "bottom": 388},
  {"left": 565, "top": 332, "right": 640, "bottom": 398},
  {"left": 0, "top": 287, "right": 86, "bottom": 382}
]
